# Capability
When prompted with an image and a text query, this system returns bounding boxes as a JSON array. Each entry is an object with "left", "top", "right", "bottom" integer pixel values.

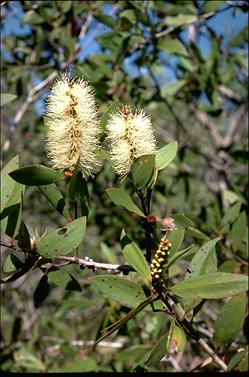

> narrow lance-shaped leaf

[
  {"left": 213, "top": 292, "right": 247, "bottom": 348},
  {"left": 9, "top": 165, "right": 65, "bottom": 185},
  {"left": 167, "top": 229, "right": 185, "bottom": 256},
  {"left": 145, "top": 333, "right": 168, "bottom": 367},
  {"left": 131, "top": 154, "right": 155, "bottom": 189},
  {"left": 1, "top": 93, "right": 17, "bottom": 106},
  {"left": 160, "top": 80, "right": 187, "bottom": 97},
  {"left": 155, "top": 141, "right": 178, "bottom": 171},
  {"left": 185, "top": 237, "right": 220, "bottom": 278},
  {"left": 167, "top": 244, "right": 196, "bottom": 268},
  {"left": 167, "top": 322, "right": 186, "bottom": 355},
  {"left": 171, "top": 214, "right": 192, "bottom": 229},
  {"left": 38, "top": 183, "right": 71, "bottom": 219},
  {"left": 1, "top": 193, "right": 23, "bottom": 239},
  {"left": 37, "top": 216, "right": 86, "bottom": 257},
  {"left": 68, "top": 164, "right": 89, "bottom": 217},
  {"left": 182, "top": 237, "right": 219, "bottom": 312},
  {"left": 48, "top": 270, "right": 81, "bottom": 291},
  {"left": 227, "top": 349, "right": 248, "bottom": 372},
  {"left": 106, "top": 187, "right": 145, "bottom": 217},
  {"left": 90, "top": 274, "right": 150, "bottom": 309},
  {"left": 171, "top": 272, "right": 248, "bottom": 299},
  {"left": 0, "top": 259, "right": 35, "bottom": 284},
  {"left": 1, "top": 155, "right": 21, "bottom": 211},
  {"left": 95, "top": 293, "right": 157, "bottom": 344},
  {"left": 33, "top": 274, "right": 50, "bottom": 308},
  {"left": 100, "top": 99, "right": 121, "bottom": 130},
  {"left": 221, "top": 201, "right": 242, "bottom": 225},
  {"left": 120, "top": 230, "right": 151, "bottom": 282}
]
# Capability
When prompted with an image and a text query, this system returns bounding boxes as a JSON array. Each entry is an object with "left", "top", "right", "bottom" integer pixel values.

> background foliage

[{"left": 1, "top": 0, "right": 248, "bottom": 373}]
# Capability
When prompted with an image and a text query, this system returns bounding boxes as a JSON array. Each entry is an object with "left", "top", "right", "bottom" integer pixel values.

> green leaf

[
  {"left": 160, "top": 80, "right": 187, "bottom": 96},
  {"left": 68, "top": 168, "right": 88, "bottom": 200},
  {"left": 1, "top": 93, "right": 17, "bottom": 106},
  {"left": 223, "top": 190, "right": 246, "bottom": 205},
  {"left": 231, "top": 211, "right": 247, "bottom": 252},
  {"left": 3, "top": 254, "right": 21, "bottom": 274},
  {"left": 0, "top": 181, "right": 24, "bottom": 221},
  {"left": 188, "top": 227, "right": 210, "bottom": 241},
  {"left": 121, "top": 230, "right": 151, "bottom": 282},
  {"left": 155, "top": 141, "right": 178, "bottom": 171},
  {"left": 106, "top": 188, "right": 145, "bottom": 217},
  {"left": 100, "top": 242, "right": 118, "bottom": 264},
  {"left": 157, "top": 36, "right": 188, "bottom": 57},
  {"left": 171, "top": 272, "right": 248, "bottom": 299},
  {"left": 131, "top": 154, "right": 155, "bottom": 189},
  {"left": 146, "top": 333, "right": 168, "bottom": 367},
  {"left": 203, "top": 0, "right": 224, "bottom": 12},
  {"left": 117, "top": 345, "right": 151, "bottom": 364},
  {"left": 165, "top": 14, "right": 197, "bottom": 27},
  {"left": 167, "top": 229, "right": 185, "bottom": 256},
  {"left": 221, "top": 201, "right": 242, "bottom": 225},
  {"left": 1, "top": 202, "right": 23, "bottom": 238},
  {"left": 230, "top": 26, "right": 248, "bottom": 48},
  {"left": 167, "top": 324, "right": 186, "bottom": 354},
  {"left": 96, "top": 31, "right": 122, "bottom": 52},
  {"left": 16, "top": 221, "right": 31, "bottom": 252},
  {"left": 185, "top": 238, "right": 219, "bottom": 278},
  {"left": 60, "top": 358, "right": 98, "bottom": 372},
  {"left": 167, "top": 244, "right": 197, "bottom": 268},
  {"left": 37, "top": 216, "right": 86, "bottom": 257},
  {"left": 1, "top": 155, "right": 20, "bottom": 211},
  {"left": 0, "top": 260, "right": 35, "bottom": 284},
  {"left": 94, "top": 14, "right": 116, "bottom": 27},
  {"left": 238, "top": 349, "right": 248, "bottom": 372},
  {"left": 182, "top": 238, "right": 219, "bottom": 310},
  {"left": 38, "top": 184, "right": 71, "bottom": 219},
  {"left": 9, "top": 165, "right": 65, "bottom": 185},
  {"left": 227, "top": 349, "right": 248, "bottom": 372},
  {"left": 218, "top": 260, "right": 241, "bottom": 273},
  {"left": 33, "top": 274, "right": 50, "bottom": 308},
  {"left": 60, "top": 0, "right": 72, "bottom": 12},
  {"left": 96, "top": 148, "right": 110, "bottom": 160},
  {"left": 95, "top": 294, "right": 156, "bottom": 344},
  {"left": 120, "top": 9, "right": 136, "bottom": 21},
  {"left": 13, "top": 349, "right": 45, "bottom": 371},
  {"left": 100, "top": 99, "right": 121, "bottom": 130},
  {"left": 48, "top": 270, "right": 81, "bottom": 291},
  {"left": 90, "top": 275, "right": 149, "bottom": 309},
  {"left": 171, "top": 214, "right": 192, "bottom": 229},
  {"left": 213, "top": 292, "right": 246, "bottom": 348},
  {"left": 68, "top": 165, "right": 89, "bottom": 217},
  {"left": 21, "top": 10, "right": 44, "bottom": 25}
]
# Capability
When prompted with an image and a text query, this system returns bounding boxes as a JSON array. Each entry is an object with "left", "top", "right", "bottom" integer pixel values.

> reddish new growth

[{"left": 146, "top": 214, "right": 157, "bottom": 223}]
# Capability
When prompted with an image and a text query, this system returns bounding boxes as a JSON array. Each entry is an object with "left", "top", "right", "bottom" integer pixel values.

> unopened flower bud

[{"left": 161, "top": 217, "right": 177, "bottom": 231}]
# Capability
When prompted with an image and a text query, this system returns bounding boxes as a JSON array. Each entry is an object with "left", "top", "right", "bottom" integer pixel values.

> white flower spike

[
  {"left": 106, "top": 105, "right": 157, "bottom": 177},
  {"left": 45, "top": 75, "right": 100, "bottom": 179}
]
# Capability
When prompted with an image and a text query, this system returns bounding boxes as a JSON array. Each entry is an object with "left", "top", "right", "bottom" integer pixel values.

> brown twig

[
  {"left": 194, "top": 103, "right": 248, "bottom": 149},
  {"left": 0, "top": 242, "right": 134, "bottom": 275},
  {"left": 43, "top": 255, "right": 134, "bottom": 275},
  {"left": 45, "top": 339, "right": 124, "bottom": 355},
  {"left": 198, "top": 338, "right": 227, "bottom": 371}
]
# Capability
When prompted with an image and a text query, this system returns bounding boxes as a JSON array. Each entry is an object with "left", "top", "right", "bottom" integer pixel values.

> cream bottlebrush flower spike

[
  {"left": 106, "top": 105, "right": 157, "bottom": 177},
  {"left": 45, "top": 75, "right": 100, "bottom": 179}
]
